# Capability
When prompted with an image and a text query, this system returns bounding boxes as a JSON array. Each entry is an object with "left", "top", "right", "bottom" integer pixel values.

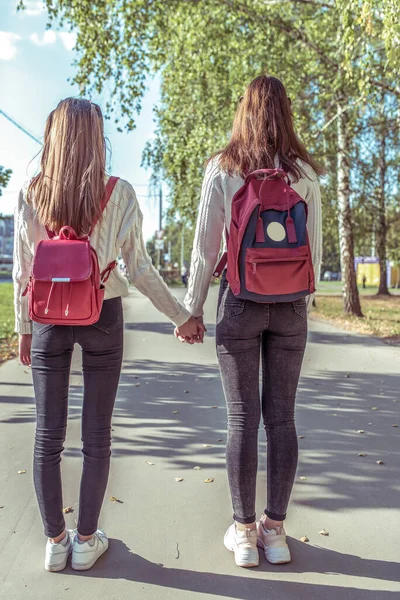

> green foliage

[
  {"left": 0, "top": 284, "right": 15, "bottom": 340},
  {"left": 0, "top": 166, "right": 12, "bottom": 197},
  {"left": 21, "top": 1, "right": 400, "bottom": 299}
]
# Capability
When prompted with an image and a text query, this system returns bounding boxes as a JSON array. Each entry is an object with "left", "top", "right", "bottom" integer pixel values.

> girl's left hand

[
  {"left": 174, "top": 316, "right": 207, "bottom": 344},
  {"left": 19, "top": 334, "right": 32, "bottom": 367}
]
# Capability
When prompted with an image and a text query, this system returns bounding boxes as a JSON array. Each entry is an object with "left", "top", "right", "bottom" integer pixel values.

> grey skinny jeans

[
  {"left": 216, "top": 274, "right": 307, "bottom": 524},
  {"left": 31, "top": 297, "right": 123, "bottom": 538}
]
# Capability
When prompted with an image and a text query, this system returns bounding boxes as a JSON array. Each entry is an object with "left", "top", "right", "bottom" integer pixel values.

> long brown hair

[
  {"left": 28, "top": 98, "right": 106, "bottom": 236},
  {"left": 212, "top": 75, "right": 323, "bottom": 181}
]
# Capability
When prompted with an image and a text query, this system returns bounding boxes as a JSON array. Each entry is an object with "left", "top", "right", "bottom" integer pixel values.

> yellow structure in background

[
  {"left": 357, "top": 262, "right": 380, "bottom": 287},
  {"left": 390, "top": 265, "right": 400, "bottom": 287}
]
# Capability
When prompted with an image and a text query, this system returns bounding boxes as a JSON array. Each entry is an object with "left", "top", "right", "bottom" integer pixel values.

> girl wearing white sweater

[
  {"left": 13, "top": 98, "right": 204, "bottom": 572},
  {"left": 179, "top": 75, "right": 323, "bottom": 568}
]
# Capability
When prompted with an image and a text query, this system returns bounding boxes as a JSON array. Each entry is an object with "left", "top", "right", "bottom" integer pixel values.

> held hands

[
  {"left": 19, "top": 334, "right": 32, "bottom": 367},
  {"left": 174, "top": 316, "right": 207, "bottom": 345}
]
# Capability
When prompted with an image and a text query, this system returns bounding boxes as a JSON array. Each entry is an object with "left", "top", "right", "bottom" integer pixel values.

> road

[{"left": 1, "top": 285, "right": 399, "bottom": 600}]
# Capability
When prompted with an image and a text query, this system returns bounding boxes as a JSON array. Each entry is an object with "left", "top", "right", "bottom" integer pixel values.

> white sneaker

[
  {"left": 45, "top": 530, "right": 74, "bottom": 572},
  {"left": 257, "top": 520, "right": 291, "bottom": 564},
  {"left": 71, "top": 529, "right": 109, "bottom": 571},
  {"left": 224, "top": 523, "right": 259, "bottom": 568}
]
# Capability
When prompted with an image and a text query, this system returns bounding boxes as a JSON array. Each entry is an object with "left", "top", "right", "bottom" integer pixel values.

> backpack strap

[
  {"left": 89, "top": 176, "right": 119, "bottom": 236},
  {"left": 245, "top": 168, "right": 287, "bottom": 183},
  {"left": 213, "top": 252, "right": 227, "bottom": 278},
  {"left": 46, "top": 176, "right": 120, "bottom": 239}
]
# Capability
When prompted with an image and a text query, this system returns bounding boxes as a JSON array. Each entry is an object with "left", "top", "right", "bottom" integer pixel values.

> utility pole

[
  {"left": 157, "top": 183, "right": 163, "bottom": 270},
  {"left": 180, "top": 225, "right": 185, "bottom": 273},
  {"left": 168, "top": 239, "right": 172, "bottom": 265},
  {"left": 159, "top": 184, "right": 163, "bottom": 231}
]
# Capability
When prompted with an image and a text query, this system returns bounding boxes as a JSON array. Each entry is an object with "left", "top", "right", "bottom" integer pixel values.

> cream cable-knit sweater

[
  {"left": 184, "top": 158, "right": 322, "bottom": 316},
  {"left": 13, "top": 177, "right": 191, "bottom": 334}
]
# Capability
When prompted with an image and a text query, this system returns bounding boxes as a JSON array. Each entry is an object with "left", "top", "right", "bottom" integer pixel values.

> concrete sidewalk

[{"left": 0, "top": 286, "right": 399, "bottom": 600}]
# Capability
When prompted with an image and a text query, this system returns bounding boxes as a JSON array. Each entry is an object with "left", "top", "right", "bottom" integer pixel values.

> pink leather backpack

[{"left": 23, "top": 176, "right": 119, "bottom": 326}]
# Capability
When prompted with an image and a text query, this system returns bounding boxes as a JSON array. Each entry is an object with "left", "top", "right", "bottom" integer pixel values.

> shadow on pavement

[
  {"left": 125, "top": 321, "right": 217, "bottom": 338},
  {"left": 1, "top": 352, "right": 399, "bottom": 514},
  {"left": 59, "top": 538, "right": 399, "bottom": 598},
  {"left": 308, "top": 329, "right": 385, "bottom": 347}
]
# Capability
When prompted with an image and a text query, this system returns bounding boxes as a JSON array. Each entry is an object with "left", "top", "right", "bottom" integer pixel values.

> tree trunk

[
  {"left": 376, "top": 123, "right": 389, "bottom": 295},
  {"left": 337, "top": 105, "right": 363, "bottom": 317}
]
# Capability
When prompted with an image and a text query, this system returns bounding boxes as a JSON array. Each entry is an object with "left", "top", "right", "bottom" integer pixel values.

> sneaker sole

[
  {"left": 71, "top": 544, "right": 108, "bottom": 571},
  {"left": 224, "top": 538, "right": 259, "bottom": 568},
  {"left": 45, "top": 547, "right": 72, "bottom": 572},
  {"left": 257, "top": 539, "right": 291, "bottom": 564}
]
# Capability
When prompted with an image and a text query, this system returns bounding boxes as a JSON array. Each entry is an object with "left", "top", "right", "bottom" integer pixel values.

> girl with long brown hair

[
  {"left": 179, "top": 75, "right": 322, "bottom": 568},
  {"left": 14, "top": 98, "right": 204, "bottom": 572}
]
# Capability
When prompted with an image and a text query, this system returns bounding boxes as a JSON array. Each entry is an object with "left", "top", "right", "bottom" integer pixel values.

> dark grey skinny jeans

[
  {"left": 31, "top": 297, "right": 123, "bottom": 538},
  {"left": 216, "top": 274, "right": 307, "bottom": 524}
]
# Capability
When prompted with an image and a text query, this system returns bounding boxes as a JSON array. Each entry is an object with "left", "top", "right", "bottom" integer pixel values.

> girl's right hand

[
  {"left": 19, "top": 334, "right": 32, "bottom": 367},
  {"left": 174, "top": 316, "right": 207, "bottom": 344}
]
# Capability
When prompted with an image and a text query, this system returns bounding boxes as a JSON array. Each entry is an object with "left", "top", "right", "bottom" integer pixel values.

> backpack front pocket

[{"left": 245, "top": 247, "right": 311, "bottom": 296}]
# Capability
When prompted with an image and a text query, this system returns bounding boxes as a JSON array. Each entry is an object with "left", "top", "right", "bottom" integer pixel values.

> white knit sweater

[
  {"left": 13, "top": 177, "right": 191, "bottom": 334},
  {"left": 184, "top": 158, "right": 322, "bottom": 316}
]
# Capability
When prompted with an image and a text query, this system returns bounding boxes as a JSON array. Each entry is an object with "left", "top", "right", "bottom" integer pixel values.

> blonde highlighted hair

[{"left": 28, "top": 98, "right": 107, "bottom": 237}]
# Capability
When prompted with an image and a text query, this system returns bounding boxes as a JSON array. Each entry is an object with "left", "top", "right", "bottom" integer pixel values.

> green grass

[
  {"left": 313, "top": 294, "right": 400, "bottom": 343},
  {"left": 317, "top": 281, "right": 400, "bottom": 296},
  {"left": 0, "top": 284, "right": 15, "bottom": 340},
  {"left": 0, "top": 284, "right": 18, "bottom": 364}
]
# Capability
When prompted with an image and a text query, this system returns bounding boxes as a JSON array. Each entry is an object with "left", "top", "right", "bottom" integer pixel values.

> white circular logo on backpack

[{"left": 266, "top": 222, "right": 286, "bottom": 242}]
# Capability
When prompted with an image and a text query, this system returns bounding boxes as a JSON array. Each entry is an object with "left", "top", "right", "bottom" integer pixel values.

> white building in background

[{"left": 0, "top": 214, "right": 14, "bottom": 257}]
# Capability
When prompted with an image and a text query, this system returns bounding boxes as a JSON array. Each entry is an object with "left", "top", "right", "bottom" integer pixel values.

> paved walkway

[{"left": 1, "top": 286, "right": 399, "bottom": 600}]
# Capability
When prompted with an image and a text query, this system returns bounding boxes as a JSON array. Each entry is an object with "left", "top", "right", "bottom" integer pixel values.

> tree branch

[{"left": 219, "top": 0, "right": 400, "bottom": 98}]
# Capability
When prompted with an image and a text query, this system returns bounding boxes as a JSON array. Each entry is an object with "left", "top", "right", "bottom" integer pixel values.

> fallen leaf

[
  {"left": 358, "top": 453, "right": 367, "bottom": 457},
  {"left": 319, "top": 529, "right": 329, "bottom": 536},
  {"left": 392, "top": 424, "right": 399, "bottom": 428},
  {"left": 202, "top": 444, "right": 212, "bottom": 448},
  {"left": 372, "top": 407, "right": 379, "bottom": 411},
  {"left": 145, "top": 461, "right": 155, "bottom": 466},
  {"left": 63, "top": 506, "right": 73, "bottom": 514},
  {"left": 193, "top": 466, "right": 202, "bottom": 470},
  {"left": 174, "top": 478, "right": 184, "bottom": 482},
  {"left": 204, "top": 478, "right": 214, "bottom": 483},
  {"left": 300, "top": 536, "right": 309, "bottom": 543},
  {"left": 299, "top": 476, "right": 307, "bottom": 481},
  {"left": 357, "top": 430, "right": 365, "bottom": 434},
  {"left": 376, "top": 460, "right": 385, "bottom": 465},
  {"left": 110, "top": 496, "right": 123, "bottom": 503},
  {"left": 17, "top": 470, "right": 26, "bottom": 474}
]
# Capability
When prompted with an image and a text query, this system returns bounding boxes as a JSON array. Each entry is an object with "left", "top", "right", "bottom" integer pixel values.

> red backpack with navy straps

[
  {"left": 214, "top": 169, "right": 315, "bottom": 302},
  {"left": 23, "top": 176, "right": 119, "bottom": 326}
]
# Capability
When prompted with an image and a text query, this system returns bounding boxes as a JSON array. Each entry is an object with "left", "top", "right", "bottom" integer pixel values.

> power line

[{"left": 0, "top": 108, "right": 42, "bottom": 145}]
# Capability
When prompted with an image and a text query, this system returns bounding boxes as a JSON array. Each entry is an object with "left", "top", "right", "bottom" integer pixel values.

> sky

[{"left": 0, "top": 0, "right": 163, "bottom": 240}]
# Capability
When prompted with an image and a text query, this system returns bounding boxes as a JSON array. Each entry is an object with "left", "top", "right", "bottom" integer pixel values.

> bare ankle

[
  {"left": 77, "top": 532, "right": 94, "bottom": 542},
  {"left": 262, "top": 515, "right": 284, "bottom": 530},
  {"left": 50, "top": 530, "right": 66, "bottom": 544},
  {"left": 236, "top": 521, "right": 256, "bottom": 531}
]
